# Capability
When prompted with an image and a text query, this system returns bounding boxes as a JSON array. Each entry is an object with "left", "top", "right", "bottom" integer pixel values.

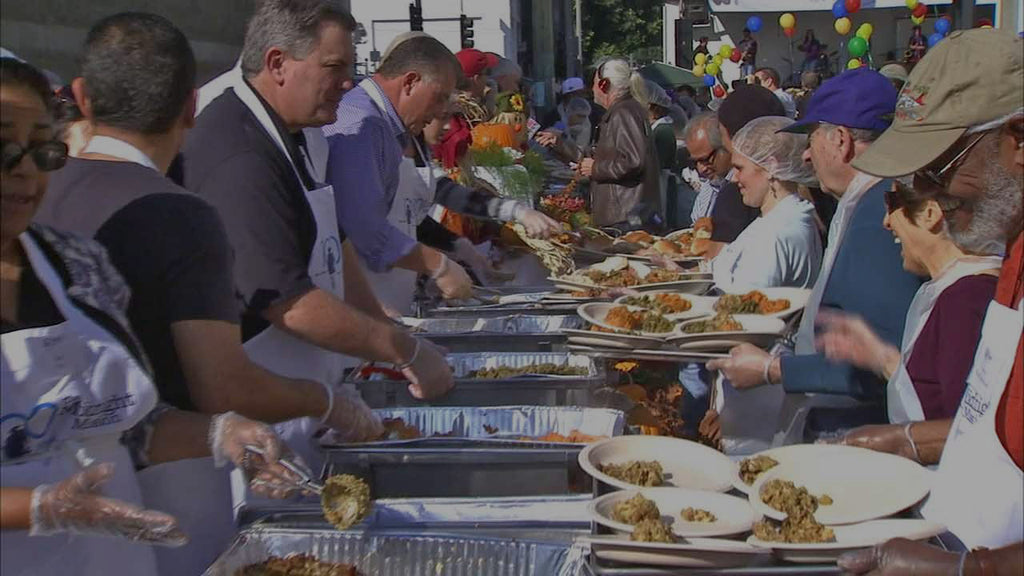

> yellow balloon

[
  {"left": 706, "top": 62, "right": 721, "bottom": 76},
  {"left": 857, "top": 23, "right": 873, "bottom": 40},
  {"left": 693, "top": 64, "right": 705, "bottom": 76},
  {"left": 911, "top": 14, "right": 925, "bottom": 25},
  {"left": 834, "top": 17, "right": 852, "bottom": 36},
  {"left": 906, "top": 0, "right": 918, "bottom": 8},
  {"left": 847, "top": 58, "right": 862, "bottom": 70},
  {"left": 779, "top": 13, "right": 796, "bottom": 29},
  {"left": 713, "top": 54, "right": 724, "bottom": 65},
  {"left": 719, "top": 45, "right": 733, "bottom": 58},
  {"left": 694, "top": 53, "right": 707, "bottom": 66}
]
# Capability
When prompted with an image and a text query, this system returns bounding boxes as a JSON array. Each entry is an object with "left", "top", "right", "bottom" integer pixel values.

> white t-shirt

[{"left": 712, "top": 193, "right": 822, "bottom": 292}]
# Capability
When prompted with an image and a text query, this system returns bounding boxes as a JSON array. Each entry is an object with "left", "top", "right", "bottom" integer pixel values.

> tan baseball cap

[{"left": 853, "top": 29, "right": 1023, "bottom": 178}]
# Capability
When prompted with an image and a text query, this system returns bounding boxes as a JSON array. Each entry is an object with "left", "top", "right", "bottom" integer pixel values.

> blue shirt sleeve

[{"left": 326, "top": 122, "right": 417, "bottom": 273}]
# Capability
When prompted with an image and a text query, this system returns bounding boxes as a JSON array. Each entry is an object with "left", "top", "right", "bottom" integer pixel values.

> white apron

[
  {"left": 921, "top": 298, "right": 1024, "bottom": 549},
  {"left": 80, "top": 134, "right": 236, "bottom": 576},
  {"left": 887, "top": 256, "right": 1002, "bottom": 423},
  {"left": 1, "top": 233, "right": 159, "bottom": 576},
  {"left": 776, "top": 174, "right": 880, "bottom": 445}
]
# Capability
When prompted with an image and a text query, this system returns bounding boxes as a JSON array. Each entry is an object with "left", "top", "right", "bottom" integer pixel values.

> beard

[{"left": 949, "top": 159, "right": 1024, "bottom": 255}]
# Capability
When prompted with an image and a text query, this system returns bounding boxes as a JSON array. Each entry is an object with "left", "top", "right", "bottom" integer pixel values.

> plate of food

[
  {"left": 577, "top": 303, "right": 679, "bottom": 338},
  {"left": 613, "top": 292, "right": 716, "bottom": 321},
  {"left": 550, "top": 257, "right": 651, "bottom": 291},
  {"left": 712, "top": 288, "right": 811, "bottom": 319},
  {"left": 585, "top": 535, "right": 769, "bottom": 568},
  {"left": 732, "top": 444, "right": 874, "bottom": 495},
  {"left": 747, "top": 519, "right": 946, "bottom": 564},
  {"left": 749, "top": 452, "right": 933, "bottom": 526},
  {"left": 590, "top": 487, "right": 758, "bottom": 539},
  {"left": 579, "top": 436, "right": 735, "bottom": 492},
  {"left": 669, "top": 313, "right": 786, "bottom": 351},
  {"left": 562, "top": 328, "right": 667, "bottom": 350}
]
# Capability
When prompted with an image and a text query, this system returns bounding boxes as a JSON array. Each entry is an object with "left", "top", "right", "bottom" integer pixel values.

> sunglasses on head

[{"left": 2, "top": 140, "right": 69, "bottom": 173}]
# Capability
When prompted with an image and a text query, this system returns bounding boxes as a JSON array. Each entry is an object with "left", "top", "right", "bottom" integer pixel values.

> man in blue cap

[{"left": 709, "top": 68, "right": 923, "bottom": 442}]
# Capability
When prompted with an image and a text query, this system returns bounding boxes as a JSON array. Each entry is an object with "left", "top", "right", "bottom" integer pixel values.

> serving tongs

[{"left": 243, "top": 444, "right": 324, "bottom": 495}]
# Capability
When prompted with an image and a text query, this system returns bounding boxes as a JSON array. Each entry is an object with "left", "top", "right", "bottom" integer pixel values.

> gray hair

[
  {"left": 240, "top": 0, "right": 356, "bottom": 78},
  {"left": 683, "top": 112, "right": 723, "bottom": 149},
  {"left": 948, "top": 136, "right": 1022, "bottom": 255},
  {"left": 595, "top": 57, "right": 648, "bottom": 106},
  {"left": 375, "top": 35, "right": 459, "bottom": 82},
  {"left": 820, "top": 122, "right": 881, "bottom": 143},
  {"left": 491, "top": 57, "right": 522, "bottom": 79}
]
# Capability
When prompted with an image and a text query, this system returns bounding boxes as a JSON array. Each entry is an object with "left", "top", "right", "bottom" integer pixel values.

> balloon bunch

[
  {"left": 832, "top": 0, "right": 859, "bottom": 35},
  {"left": 832, "top": 0, "right": 872, "bottom": 69},
  {"left": 907, "top": 0, "right": 928, "bottom": 26},
  {"left": 779, "top": 13, "right": 796, "bottom": 39}
]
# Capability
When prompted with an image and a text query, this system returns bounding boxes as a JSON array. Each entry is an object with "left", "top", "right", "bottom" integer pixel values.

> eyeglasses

[
  {"left": 915, "top": 132, "right": 987, "bottom": 189},
  {"left": 885, "top": 180, "right": 965, "bottom": 215},
  {"left": 1, "top": 140, "right": 69, "bottom": 173},
  {"left": 691, "top": 148, "right": 719, "bottom": 167}
]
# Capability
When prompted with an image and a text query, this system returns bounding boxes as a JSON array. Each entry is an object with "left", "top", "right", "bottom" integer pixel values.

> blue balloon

[
  {"left": 704, "top": 74, "right": 716, "bottom": 87},
  {"left": 832, "top": 0, "right": 848, "bottom": 19},
  {"left": 746, "top": 16, "right": 763, "bottom": 33},
  {"left": 928, "top": 32, "right": 944, "bottom": 48},
  {"left": 935, "top": 18, "right": 951, "bottom": 35}
]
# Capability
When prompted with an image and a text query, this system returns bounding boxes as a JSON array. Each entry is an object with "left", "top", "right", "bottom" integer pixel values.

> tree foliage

[{"left": 581, "top": 0, "right": 664, "bottom": 66}]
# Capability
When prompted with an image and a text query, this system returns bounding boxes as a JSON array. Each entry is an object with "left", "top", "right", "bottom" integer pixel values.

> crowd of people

[{"left": 0, "top": 0, "right": 1021, "bottom": 574}]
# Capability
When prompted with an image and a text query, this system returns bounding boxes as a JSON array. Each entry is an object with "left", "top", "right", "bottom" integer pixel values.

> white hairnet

[
  {"left": 645, "top": 80, "right": 672, "bottom": 109},
  {"left": 732, "top": 116, "right": 818, "bottom": 186}
]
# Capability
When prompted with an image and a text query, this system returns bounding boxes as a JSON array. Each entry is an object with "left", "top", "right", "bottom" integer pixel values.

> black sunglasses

[
  {"left": 885, "top": 180, "right": 965, "bottom": 215},
  {"left": 2, "top": 140, "right": 69, "bottom": 173}
]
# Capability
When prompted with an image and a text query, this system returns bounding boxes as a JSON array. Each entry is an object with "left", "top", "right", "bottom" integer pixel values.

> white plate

[
  {"left": 590, "top": 487, "right": 757, "bottom": 538},
  {"left": 625, "top": 349, "right": 729, "bottom": 362},
  {"left": 577, "top": 303, "right": 678, "bottom": 338},
  {"left": 669, "top": 315, "right": 786, "bottom": 351},
  {"left": 750, "top": 451, "right": 934, "bottom": 525},
  {"left": 613, "top": 291, "right": 714, "bottom": 321},
  {"left": 747, "top": 519, "right": 946, "bottom": 564},
  {"left": 586, "top": 535, "right": 769, "bottom": 568},
  {"left": 731, "top": 444, "right": 877, "bottom": 495},
  {"left": 711, "top": 287, "right": 812, "bottom": 319},
  {"left": 673, "top": 339, "right": 752, "bottom": 352},
  {"left": 580, "top": 436, "right": 736, "bottom": 492},
  {"left": 563, "top": 329, "right": 666, "bottom": 350}
]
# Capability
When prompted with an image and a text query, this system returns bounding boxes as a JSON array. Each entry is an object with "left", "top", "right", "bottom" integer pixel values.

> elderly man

[
  {"left": 682, "top": 112, "right": 733, "bottom": 229},
  {"left": 755, "top": 67, "right": 796, "bottom": 119},
  {"left": 489, "top": 55, "right": 522, "bottom": 92},
  {"left": 708, "top": 68, "right": 922, "bottom": 443},
  {"left": 324, "top": 35, "right": 476, "bottom": 300},
  {"left": 824, "top": 30, "right": 1023, "bottom": 575},
  {"left": 455, "top": 48, "right": 496, "bottom": 100},
  {"left": 180, "top": 1, "right": 454, "bottom": 464}
]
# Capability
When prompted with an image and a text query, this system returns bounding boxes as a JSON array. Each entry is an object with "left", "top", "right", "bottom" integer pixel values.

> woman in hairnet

[{"left": 711, "top": 116, "right": 823, "bottom": 292}]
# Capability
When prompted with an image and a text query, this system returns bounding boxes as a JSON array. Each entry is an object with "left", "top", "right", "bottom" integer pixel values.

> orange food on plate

[{"left": 622, "top": 230, "right": 654, "bottom": 244}]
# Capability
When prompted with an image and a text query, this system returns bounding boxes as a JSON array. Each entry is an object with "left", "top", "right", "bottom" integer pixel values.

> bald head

[{"left": 684, "top": 112, "right": 731, "bottom": 179}]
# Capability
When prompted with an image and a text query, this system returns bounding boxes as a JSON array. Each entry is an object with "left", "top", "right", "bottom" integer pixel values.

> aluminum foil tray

[
  {"left": 322, "top": 406, "right": 625, "bottom": 448},
  {"left": 206, "top": 527, "right": 588, "bottom": 576},
  {"left": 405, "top": 315, "right": 585, "bottom": 335},
  {"left": 446, "top": 352, "right": 598, "bottom": 379}
]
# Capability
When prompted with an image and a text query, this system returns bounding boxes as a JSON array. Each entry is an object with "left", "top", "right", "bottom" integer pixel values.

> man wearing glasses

[{"left": 682, "top": 112, "right": 733, "bottom": 234}]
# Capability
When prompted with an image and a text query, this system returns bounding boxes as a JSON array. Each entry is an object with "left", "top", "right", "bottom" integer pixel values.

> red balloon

[
  {"left": 713, "top": 85, "right": 726, "bottom": 98},
  {"left": 783, "top": 27, "right": 796, "bottom": 38},
  {"left": 730, "top": 50, "right": 742, "bottom": 62},
  {"left": 845, "top": 0, "right": 861, "bottom": 13},
  {"left": 912, "top": 3, "right": 927, "bottom": 18}
]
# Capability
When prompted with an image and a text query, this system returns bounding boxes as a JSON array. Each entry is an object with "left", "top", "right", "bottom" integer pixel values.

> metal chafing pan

[
  {"left": 355, "top": 352, "right": 604, "bottom": 409},
  {"left": 404, "top": 315, "right": 585, "bottom": 352},
  {"left": 205, "top": 526, "right": 589, "bottom": 576}
]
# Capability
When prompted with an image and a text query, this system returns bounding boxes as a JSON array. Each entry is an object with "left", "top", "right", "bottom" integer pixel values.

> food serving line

[{"left": 207, "top": 186, "right": 946, "bottom": 575}]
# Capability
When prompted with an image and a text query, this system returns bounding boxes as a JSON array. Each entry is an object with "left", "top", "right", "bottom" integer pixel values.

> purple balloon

[
  {"left": 746, "top": 16, "right": 763, "bottom": 33},
  {"left": 928, "top": 32, "right": 944, "bottom": 48},
  {"left": 832, "top": 0, "right": 848, "bottom": 19},
  {"left": 935, "top": 18, "right": 951, "bottom": 35},
  {"left": 704, "top": 74, "right": 716, "bottom": 87}
]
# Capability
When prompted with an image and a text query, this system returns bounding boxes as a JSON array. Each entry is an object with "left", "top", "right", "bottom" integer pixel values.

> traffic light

[
  {"left": 460, "top": 14, "right": 474, "bottom": 49},
  {"left": 409, "top": 2, "right": 423, "bottom": 31}
]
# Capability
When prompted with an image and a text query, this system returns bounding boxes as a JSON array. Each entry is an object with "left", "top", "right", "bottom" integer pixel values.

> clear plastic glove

[
  {"left": 837, "top": 538, "right": 961, "bottom": 576},
  {"left": 534, "top": 130, "right": 560, "bottom": 148},
  {"left": 816, "top": 310, "right": 899, "bottom": 377},
  {"left": 514, "top": 207, "right": 563, "bottom": 239},
  {"left": 706, "top": 343, "right": 774, "bottom": 390},
  {"left": 209, "top": 411, "right": 304, "bottom": 499},
  {"left": 30, "top": 463, "right": 188, "bottom": 546},
  {"left": 433, "top": 257, "right": 474, "bottom": 301},
  {"left": 825, "top": 424, "right": 918, "bottom": 460},
  {"left": 325, "top": 384, "right": 384, "bottom": 443},
  {"left": 401, "top": 338, "right": 455, "bottom": 400},
  {"left": 453, "top": 238, "right": 514, "bottom": 285}
]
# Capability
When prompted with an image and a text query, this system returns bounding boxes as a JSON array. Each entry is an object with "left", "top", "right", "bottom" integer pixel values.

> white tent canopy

[{"left": 707, "top": 0, "right": 994, "bottom": 12}]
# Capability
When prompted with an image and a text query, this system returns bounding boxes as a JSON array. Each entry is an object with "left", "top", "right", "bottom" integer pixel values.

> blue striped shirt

[{"left": 324, "top": 80, "right": 416, "bottom": 272}]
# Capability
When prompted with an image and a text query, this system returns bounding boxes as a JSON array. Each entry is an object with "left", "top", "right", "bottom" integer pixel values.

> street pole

[
  {"left": 576, "top": 0, "right": 583, "bottom": 75},
  {"left": 960, "top": 0, "right": 975, "bottom": 29}
]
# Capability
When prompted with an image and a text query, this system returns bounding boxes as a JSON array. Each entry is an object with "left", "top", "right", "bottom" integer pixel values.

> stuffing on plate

[
  {"left": 680, "top": 507, "right": 717, "bottom": 523},
  {"left": 597, "top": 460, "right": 664, "bottom": 486},
  {"left": 611, "top": 493, "right": 661, "bottom": 525},
  {"left": 630, "top": 518, "right": 676, "bottom": 543},
  {"left": 739, "top": 455, "right": 780, "bottom": 485}
]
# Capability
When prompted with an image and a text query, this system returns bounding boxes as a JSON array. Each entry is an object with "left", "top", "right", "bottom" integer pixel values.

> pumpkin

[{"left": 471, "top": 123, "right": 519, "bottom": 150}]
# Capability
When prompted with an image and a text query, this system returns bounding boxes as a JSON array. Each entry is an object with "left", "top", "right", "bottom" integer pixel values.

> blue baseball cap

[{"left": 779, "top": 68, "right": 897, "bottom": 134}]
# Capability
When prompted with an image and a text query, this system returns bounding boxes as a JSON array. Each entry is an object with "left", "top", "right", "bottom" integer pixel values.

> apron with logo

[
  {"left": 921, "top": 298, "right": 1023, "bottom": 549},
  {"left": 776, "top": 175, "right": 880, "bottom": 445},
  {"left": 887, "top": 256, "right": 1002, "bottom": 423},
  {"left": 1, "top": 233, "right": 158, "bottom": 576}
]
